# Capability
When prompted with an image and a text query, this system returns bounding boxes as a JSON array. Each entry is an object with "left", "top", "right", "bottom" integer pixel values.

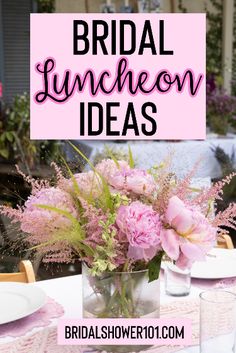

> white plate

[
  {"left": 0, "top": 282, "right": 46, "bottom": 324},
  {"left": 191, "top": 248, "right": 236, "bottom": 279},
  {"left": 162, "top": 249, "right": 236, "bottom": 280}
]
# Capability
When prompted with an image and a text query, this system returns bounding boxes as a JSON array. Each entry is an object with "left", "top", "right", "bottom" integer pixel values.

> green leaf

[
  {"left": 76, "top": 241, "right": 94, "bottom": 256},
  {"left": 6, "top": 132, "right": 14, "bottom": 142},
  {"left": 60, "top": 156, "right": 96, "bottom": 207},
  {"left": 0, "top": 149, "right": 9, "bottom": 158},
  {"left": 68, "top": 141, "right": 97, "bottom": 173},
  {"left": 0, "top": 133, "right": 6, "bottom": 142},
  {"left": 104, "top": 145, "right": 120, "bottom": 168},
  {"left": 148, "top": 252, "right": 164, "bottom": 282},
  {"left": 128, "top": 145, "right": 135, "bottom": 168},
  {"left": 60, "top": 156, "right": 81, "bottom": 196},
  {"left": 35, "top": 204, "right": 83, "bottom": 232},
  {"left": 69, "top": 142, "right": 113, "bottom": 211}
]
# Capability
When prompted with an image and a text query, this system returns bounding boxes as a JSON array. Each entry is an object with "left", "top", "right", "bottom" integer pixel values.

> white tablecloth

[
  {"left": 1, "top": 275, "right": 201, "bottom": 352},
  {"left": 81, "top": 138, "right": 236, "bottom": 179}
]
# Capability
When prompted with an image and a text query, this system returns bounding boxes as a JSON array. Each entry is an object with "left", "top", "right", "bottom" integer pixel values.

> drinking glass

[
  {"left": 164, "top": 262, "right": 191, "bottom": 296},
  {"left": 200, "top": 290, "right": 236, "bottom": 353}
]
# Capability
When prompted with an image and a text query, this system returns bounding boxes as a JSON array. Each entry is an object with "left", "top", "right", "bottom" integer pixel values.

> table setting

[
  {"left": 1, "top": 145, "right": 236, "bottom": 353},
  {"left": 1, "top": 266, "right": 236, "bottom": 353}
]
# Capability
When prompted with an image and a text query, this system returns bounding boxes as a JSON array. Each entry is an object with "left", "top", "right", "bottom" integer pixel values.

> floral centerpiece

[{"left": 1, "top": 145, "right": 236, "bottom": 320}]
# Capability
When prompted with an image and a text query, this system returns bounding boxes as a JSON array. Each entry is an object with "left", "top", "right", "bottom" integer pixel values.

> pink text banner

[
  {"left": 57, "top": 318, "right": 192, "bottom": 345},
  {"left": 30, "top": 13, "right": 206, "bottom": 140}
]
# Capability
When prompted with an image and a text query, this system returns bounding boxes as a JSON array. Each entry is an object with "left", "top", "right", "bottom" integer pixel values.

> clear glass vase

[{"left": 82, "top": 265, "right": 160, "bottom": 352}]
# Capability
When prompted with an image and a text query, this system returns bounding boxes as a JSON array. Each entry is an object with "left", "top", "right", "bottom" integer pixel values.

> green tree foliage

[{"left": 37, "top": 0, "right": 55, "bottom": 13}]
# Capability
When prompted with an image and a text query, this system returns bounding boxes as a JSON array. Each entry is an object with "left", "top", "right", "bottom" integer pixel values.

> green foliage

[
  {"left": 128, "top": 145, "right": 135, "bottom": 168},
  {"left": 90, "top": 214, "right": 117, "bottom": 275},
  {"left": 93, "top": 145, "right": 136, "bottom": 167},
  {"left": 232, "top": 0, "right": 236, "bottom": 95},
  {"left": 178, "top": 0, "right": 187, "bottom": 13},
  {"left": 178, "top": 0, "right": 223, "bottom": 78},
  {"left": 0, "top": 93, "right": 62, "bottom": 168},
  {"left": 33, "top": 204, "right": 95, "bottom": 257},
  {"left": 212, "top": 146, "right": 236, "bottom": 204},
  {"left": 148, "top": 252, "right": 164, "bottom": 282},
  {"left": 37, "top": 0, "right": 55, "bottom": 13},
  {"left": 110, "top": 193, "right": 129, "bottom": 209},
  {"left": 69, "top": 142, "right": 114, "bottom": 212},
  {"left": 206, "top": 0, "right": 223, "bottom": 77}
]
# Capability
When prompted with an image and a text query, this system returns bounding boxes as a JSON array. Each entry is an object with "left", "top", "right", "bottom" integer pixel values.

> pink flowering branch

[
  {"left": 0, "top": 205, "right": 22, "bottom": 223},
  {"left": 51, "top": 162, "right": 65, "bottom": 183},
  {"left": 213, "top": 203, "right": 236, "bottom": 230},
  {"left": 15, "top": 165, "right": 50, "bottom": 194},
  {"left": 193, "top": 172, "right": 236, "bottom": 206},
  {"left": 174, "top": 159, "right": 201, "bottom": 200}
]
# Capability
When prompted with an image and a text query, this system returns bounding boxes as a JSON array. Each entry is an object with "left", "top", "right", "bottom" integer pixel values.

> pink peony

[
  {"left": 20, "top": 187, "right": 77, "bottom": 241},
  {"left": 110, "top": 168, "right": 157, "bottom": 196},
  {"left": 95, "top": 159, "right": 130, "bottom": 181},
  {"left": 116, "top": 201, "right": 162, "bottom": 261},
  {"left": 63, "top": 171, "right": 103, "bottom": 198},
  {"left": 161, "top": 196, "right": 217, "bottom": 269}
]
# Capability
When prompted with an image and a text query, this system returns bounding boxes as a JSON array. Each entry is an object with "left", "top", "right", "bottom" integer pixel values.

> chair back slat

[
  {"left": 217, "top": 234, "right": 234, "bottom": 249},
  {"left": 0, "top": 273, "right": 27, "bottom": 283},
  {"left": 0, "top": 260, "right": 35, "bottom": 283}
]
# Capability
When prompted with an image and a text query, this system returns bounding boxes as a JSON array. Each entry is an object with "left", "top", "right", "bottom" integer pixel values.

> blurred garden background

[{"left": 0, "top": 0, "right": 236, "bottom": 279}]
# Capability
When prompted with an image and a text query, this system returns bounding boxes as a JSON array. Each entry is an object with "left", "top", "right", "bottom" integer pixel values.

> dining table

[{"left": 0, "top": 274, "right": 203, "bottom": 353}]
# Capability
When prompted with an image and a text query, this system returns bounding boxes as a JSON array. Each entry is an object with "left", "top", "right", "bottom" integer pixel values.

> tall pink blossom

[{"left": 161, "top": 196, "right": 217, "bottom": 269}]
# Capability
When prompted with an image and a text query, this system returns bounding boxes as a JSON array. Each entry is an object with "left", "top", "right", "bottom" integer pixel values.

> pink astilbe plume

[
  {"left": 51, "top": 162, "right": 66, "bottom": 184},
  {"left": 20, "top": 187, "right": 77, "bottom": 240},
  {"left": 212, "top": 203, "right": 236, "bottom": 230},
  {"left": 80, "top": 199, "right": 127, "bottom": 267},
  {"left": 193, "top": 172, "right": 236, "bottom": 209},
  {"left": 0, "top": 205, "right": 22, "bottom": 223},
  {"left": 174, "top": 159, "right": 201, "bottom": 201},
  {"left": 15, "top": 165, "right": 50, "bottom": 195},
  {"left": 0, "top": 185, "right": 78, "bottom": 263},
  {"left": 40, "top": 241, "right": 74, "bottom": 263},
  {"left": 80, "top": 199, "right": 108, "bottom": 248},
  {"left": 153, "top": 173, "right": 174, "bottom": 214}
]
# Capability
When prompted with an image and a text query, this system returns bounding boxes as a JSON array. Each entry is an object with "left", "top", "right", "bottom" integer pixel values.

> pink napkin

[
  {"left": 192, "top": 277, "right": 236, "bottom": 290},
  {"left": 0, "top": 297, "right": 64, "bottom": 338}
]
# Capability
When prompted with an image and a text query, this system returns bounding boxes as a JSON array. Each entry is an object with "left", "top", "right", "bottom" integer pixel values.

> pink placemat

[
  {"left": 0, "top": 297, "right": 201, "bottom": 353},
  {"left": 192, "top": 277, "right": 236, "bottom": 290},
  {"left": 0, "top": 325, "right": 193, "bottom": 353},
  {"left": 0, "top": 297, "right": 64, "bottom": 338}
]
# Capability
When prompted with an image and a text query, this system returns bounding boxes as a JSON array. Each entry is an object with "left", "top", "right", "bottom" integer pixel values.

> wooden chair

[
  {"left": 217, "top": 234, "right": 234, "bottom": 249},
  {"left": 0, "top": 260, "right": 36, "bottom": 283}
]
